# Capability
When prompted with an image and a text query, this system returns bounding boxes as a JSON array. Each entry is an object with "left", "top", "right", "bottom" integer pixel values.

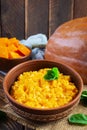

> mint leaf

[
  {"left": 44, "top": 67, "right": 59, "bottom": 81},
  {"left": 80, "top": 90, "right": 87, "bottom": 106},
  {"left": 68, "top": 113, "right": 87, "bottom": 125},
  {"left": 81, "top": 91, "right": 87, "bottom": 98}
]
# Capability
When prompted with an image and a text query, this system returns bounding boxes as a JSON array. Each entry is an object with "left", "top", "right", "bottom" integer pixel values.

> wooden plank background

[
  {"left": 0, "top": 0, "right": 25, "bottom": 40},
  {"left": 0, "top": 0, "right": 87, "bottom": 130},
  {"left": 26, "top": 0, "right": 49, "bottom": 38},
  {"left": 0, "top": 0, "right": 87, "bottom": 40},
  {"left": 49, "top": 0, "right": 74, "bottom": 36}
]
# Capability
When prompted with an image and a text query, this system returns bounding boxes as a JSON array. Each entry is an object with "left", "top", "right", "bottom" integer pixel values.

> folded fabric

[
  {"left": 32, "top": 48, "right": 45, "bottom": 59},
  {"left": 20, "top": 34, "right": 47, "bottom": 60},
  {"left": 20, "top": 34, "right": 47, "bottom": 49}
]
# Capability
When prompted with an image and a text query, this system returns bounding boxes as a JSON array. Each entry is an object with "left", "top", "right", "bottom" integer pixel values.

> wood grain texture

[
  {"left": 26, "top": 0, "right": 49, "bottom": 38},
  {"left": 25, "top": 127, "right": 35, "bottom": 130},
  {"left": 1, "top": 0, "right": 25, "bottom": 39},
  {"left": 0, "top": 88, "right": 23, "bottom": 130},
  {"left": 0, "top": 73, "right": 33, "bottom": 130},
  {"left": 0, "top": 0, "right": 1, "bottom": 36},
  {"left": 0, "top": 118, "right": 23, "bottom": 130},
  {"left": 0, "top": 0, "right": 87, "bottom": 39},
  {"left": 49, "top": 0, "right": 74, "bottom": 36},
  {"left": 74, "top": 0, "right": 87, "bottom": 18}
]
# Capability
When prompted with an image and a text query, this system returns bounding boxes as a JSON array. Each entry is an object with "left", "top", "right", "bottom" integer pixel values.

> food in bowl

[
  {"left": 0, "top": 37, "right": 31, "bottom": 72},
  {"left": 0, "top": 37, "right": 31, "bottom": 59},
  {"left": 10, "top": 67, "right": 78, "bottom": 109},
  {"left": 3, "top": 60, "right": 83, "bottom": 122}
]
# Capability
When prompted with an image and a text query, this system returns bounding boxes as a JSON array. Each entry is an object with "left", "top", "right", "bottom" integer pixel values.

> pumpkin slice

[
  {"left": 17, "top": 44, "right": 30, "bottom": 56},
  {"left": 0, "top": 37, "right": 31, "bottom": 59},
  {"left": 9, "top": 38, "right": 19, "bottom": 47},
  {"left": 0, "top": 46, "right": 8, "bottom": 58},
  {"left": 7, "top": 44, "right": 18, "bottom": 52},
  {"left": 8, "top": 51, "right": 22, "bottom": 59}
]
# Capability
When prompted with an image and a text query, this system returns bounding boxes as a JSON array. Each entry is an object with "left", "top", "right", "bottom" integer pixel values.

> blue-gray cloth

[
  {"left": 20, "top": 34, "right": 47, "bottom": 60},
  {"left": 31, "top": 48, "right": 45, "bottom": 60}
]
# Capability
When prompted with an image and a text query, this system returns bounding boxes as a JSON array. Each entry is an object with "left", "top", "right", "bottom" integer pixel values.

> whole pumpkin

[{"left": 45, "top": 17, "right": 87, "bottom": 84}]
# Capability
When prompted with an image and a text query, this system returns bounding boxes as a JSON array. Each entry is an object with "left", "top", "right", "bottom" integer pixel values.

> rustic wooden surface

[
  {"left": 49, "top": 0, "right": 74, "bottom": 36},
  {"left": 74, "top": 0, "right": 87, "bottom": 18},
  {"left": 0, "top": 0, "right": 87, "bottom": 129},
  {"left": 0, "top": 0, "right": 25, "bottom": 39},
  {"left": 26, "top": 0, "right": 49, "bottom": 38},
  {"left": 0, "top": 0, "right": 87, "bottom": 39}
]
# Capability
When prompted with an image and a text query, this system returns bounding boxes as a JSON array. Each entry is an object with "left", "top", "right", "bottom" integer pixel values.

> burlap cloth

[{"left": 0, "top": 74, "right": 87, "bottom": 130}]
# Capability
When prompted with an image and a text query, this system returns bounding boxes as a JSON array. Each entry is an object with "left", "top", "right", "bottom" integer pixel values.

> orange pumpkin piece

[
  {"left": 17, "top": 44, "right": 30, "bottom": 56},
  {"left": 8, "top": 51, "right": 22, "bottom": 59},
  {"left": 0, "top": 38, "right": 8, "bottom": 46},
  {"left": 0, "top": 37, "right": 31, "bottom": 59},
  {"left": 9, "top": 38, "right": 19, "bottom": 47},
  {"left": 0, "top": 46, "right": 8, "bottom": 58},
  {"left": 7, "top": 44, "right": 18, "bottom": 52}
]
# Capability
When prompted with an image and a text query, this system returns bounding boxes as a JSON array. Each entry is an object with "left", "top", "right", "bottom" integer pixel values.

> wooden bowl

[
  {"left": 3, "top": 60, "right": 83, "bottom": 122},
  {"left": 0, "top": 48, "right": 31, "bottom": 72}
]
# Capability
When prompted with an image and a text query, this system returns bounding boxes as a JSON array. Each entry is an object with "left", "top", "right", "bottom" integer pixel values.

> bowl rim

[{"left": 3, "top": 59, "right": 83, "bottom": 112}]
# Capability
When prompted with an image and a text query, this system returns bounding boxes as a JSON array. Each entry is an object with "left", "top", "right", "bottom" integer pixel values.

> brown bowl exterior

[
  {"left": 3, "top": 60, "right": 83, "bottom": 122},
  {"left": 0, "top": 48, "right": 31, "bottom": 72}
]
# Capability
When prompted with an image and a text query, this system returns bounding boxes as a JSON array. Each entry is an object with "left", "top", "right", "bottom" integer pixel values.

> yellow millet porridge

[{"left": 10, "top": 68, "right": 78, "bottom": 109}]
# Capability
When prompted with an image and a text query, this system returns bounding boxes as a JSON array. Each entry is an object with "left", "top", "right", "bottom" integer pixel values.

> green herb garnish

[
  {"left": 80, "top": 90, "right": 87, "bottom": 106},
  {"left": 68, "top": 113, "right": 87, "bottom": 125},
  {"left": 44, "top": 67, "right": 59, "bottom": 81},
  {"left": 68, "top": 91, "right": 87, "bottom": 125}
]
